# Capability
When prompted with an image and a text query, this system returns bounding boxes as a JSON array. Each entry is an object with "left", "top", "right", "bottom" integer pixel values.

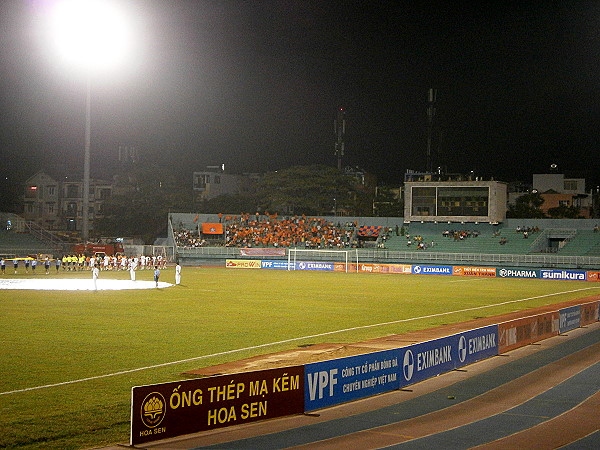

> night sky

[{"left": 1, "top": 1, "right": 600, "bottom": 190}]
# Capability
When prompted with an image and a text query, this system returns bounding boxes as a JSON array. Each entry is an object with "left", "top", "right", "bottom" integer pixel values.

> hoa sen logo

[{"left": 141, "top": 392, "right": 166, "bottom": 429}]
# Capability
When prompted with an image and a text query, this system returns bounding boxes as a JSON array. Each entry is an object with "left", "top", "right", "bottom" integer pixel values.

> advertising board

[
  {"left": 498, "top": 312, "right": 559, "bottom": 353},
  {"left": 496, "top": 268, "right": 540, "bottom": 279},
  {"left": 580, "top": 301, "right": 599, "bottom": 325},
  {"left": 261, "top": 260, "right": 292, "bottom": 270},
  {"left": 453, "top": 266, "right": 496, "bottom": 277},
  {"left": 411, "top": 265, "right": 453, "bottom": 275},
  {"left": 559, "top": 305, "right": 581, "bottom": 334},
  {"left": 225, "top": 259, "right": 261, "bottom": 269},
  {"left": 304, "top": 349, "right": 400, "bottom": 411},
  {"left": 541, "top": 270, "right": 587, "bottom": 281},
  {"left": 399, "top": 325, "right": 498, "bottom": 387},
  {"left": 131, "top": 367, "right": 304, "bottom": 445}
]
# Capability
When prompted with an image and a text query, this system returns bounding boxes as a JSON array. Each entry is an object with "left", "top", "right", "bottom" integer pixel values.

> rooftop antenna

[{"left": 334, "top": 107, "right": 345, "bottom": 170}]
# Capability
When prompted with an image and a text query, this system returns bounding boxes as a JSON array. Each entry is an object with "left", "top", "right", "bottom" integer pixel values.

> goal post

[{"left": 287, "top": 248, "right": 359, "bottom": 273}]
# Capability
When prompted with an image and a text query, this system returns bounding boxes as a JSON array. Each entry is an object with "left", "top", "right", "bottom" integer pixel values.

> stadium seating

[
  {"left": 383, "top": 223, "right": 539, "bottom": 254},
  {"left": 556, "top": 230, "right": 600, "bottom": 256},
  {"left": 0, "top": 230, "right": 56, "bottom": 256}
]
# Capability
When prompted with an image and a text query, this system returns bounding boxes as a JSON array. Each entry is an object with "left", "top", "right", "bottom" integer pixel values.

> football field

[{"left": 0, "top": 267, "right": 597, "bottom": 449}]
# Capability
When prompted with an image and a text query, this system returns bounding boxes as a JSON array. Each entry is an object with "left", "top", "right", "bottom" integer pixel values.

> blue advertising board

[
  {"left": 261, "top": 260, "right": 292, "bottom": 270},
  {"left": 541, "top": 270, "right": 587, "bottom": 281},
  {"left": 399, "top": 325, "right": 498, "bottom": 387},
  {"left": 559, "top": 305, "right": 581, "bottom": 334},
  {"left": 496, "top": 268, "right": 540, "bottom": 279},
  {"left": 455, "top": 325, "right": 498, "bottom": 368},
  {"left": 304, "top": 349, "right": 400, "bottom": 411},
  {"left": 296, "top": 261, "right": 334, "bottom": 271},
  {"left": 411, "top": 265, "right": 453, "bottom": 275}
]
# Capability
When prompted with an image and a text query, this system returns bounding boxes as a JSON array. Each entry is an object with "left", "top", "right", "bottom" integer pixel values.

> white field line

[{"left": 1, "top": 286, "right": 598, "bottom": 396}]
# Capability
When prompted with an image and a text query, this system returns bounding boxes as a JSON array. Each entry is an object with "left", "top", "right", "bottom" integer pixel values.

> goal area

[{"left": 287, "top": 248, "right": 359, "bottom": 273}]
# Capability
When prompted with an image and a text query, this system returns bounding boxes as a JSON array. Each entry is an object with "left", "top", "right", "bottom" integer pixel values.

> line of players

[{"left": 0, "top": 255, "right": 168, "bottom": 275}]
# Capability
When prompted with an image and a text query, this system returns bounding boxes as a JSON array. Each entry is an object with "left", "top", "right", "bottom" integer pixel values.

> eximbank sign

[{"left": 304, "top": 325, "right": 497, "bottom": 411}]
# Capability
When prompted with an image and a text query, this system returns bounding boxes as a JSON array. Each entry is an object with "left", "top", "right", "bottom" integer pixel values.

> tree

[
  {"left": 95, "top": 165, "right": 193, "bottom": 243},
  {"left": 255, "top": 165, "right": 367, "bottom": 216},
  {"left": 546, "top": 204, "right": 582, "bottom": 219},
  {"left": 506, "top": 192, "right": 546, "bottom": 218},
  {"left": 373, "top": 186, "right": 403, "bottom": 217}
]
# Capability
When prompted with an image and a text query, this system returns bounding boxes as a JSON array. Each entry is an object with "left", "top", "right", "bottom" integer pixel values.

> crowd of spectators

[
  {"left": 224, "top": 215, "right": 356, "bottom": 248},
  {"left": 442, "top": 229, "right": 480, "bottom": 240},
  {"left": 173, "top": 228, "right": 206, "bottom": 248}
]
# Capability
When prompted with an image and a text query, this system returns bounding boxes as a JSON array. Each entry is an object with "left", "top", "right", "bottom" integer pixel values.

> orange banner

[{"left": 202, "top": 223, "right": 223, "bottom": 234}]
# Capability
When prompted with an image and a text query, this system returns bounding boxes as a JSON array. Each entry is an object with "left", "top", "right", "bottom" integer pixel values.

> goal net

[{"left": 287, "top": 248, "right": 359, "bottom": 273}]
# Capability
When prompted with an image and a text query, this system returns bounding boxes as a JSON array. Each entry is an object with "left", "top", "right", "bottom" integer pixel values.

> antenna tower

[
  {"left": 426, "top": 88, "right": 437, "bottom": 173},
  {"left": 334, "top": 107, "right": 345, "bottom": 170}
]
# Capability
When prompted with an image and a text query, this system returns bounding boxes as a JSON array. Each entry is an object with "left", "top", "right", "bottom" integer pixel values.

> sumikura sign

[{"left": 130, "top": 366, "right": 304, "bottom": 445}]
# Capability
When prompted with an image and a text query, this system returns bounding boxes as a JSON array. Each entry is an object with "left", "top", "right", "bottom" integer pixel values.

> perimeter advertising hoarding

[
  {"left": 541, "top": 270, "right": 587, "bottom": 281},
  {"left": 580, "top": 301, "right": 599, "bottom": 325},
  {"left": 399, "top": 325, "right": 498, "bottom": 387},
  {"left": 559, "top": 305, "right": 581, "bottom": 334},
  {"left": 304, "top": 349, "right": 400, "bottom": 411},
  {"left": 411, "top": 265, "right": 453, "bottom": 275},
  {"left": 453, "top": 266, "right": 496, "bottom": 277},
  {"left": 295, "top": 261, "right": 334, "bottom": 271},
  {"left": 496, "top": 268, "right": 540, "bottom": 279},
  {"left": 240, "top": 248, "right": 286, "bottom": 257},
  {"left": 587, "top": 271, "right": 600, "bottom": 281},
  {"left": 225, "top": 259, "right": 261, "bottom": 269},
  {"left": 498, "top": 312, "right": 559, "bottom": 353},
  {"left": 261, "top": 260, "right": 292, "bottom": 270},
  {"left": 131, "top": 366, "right": 304, "bottom": 446}
]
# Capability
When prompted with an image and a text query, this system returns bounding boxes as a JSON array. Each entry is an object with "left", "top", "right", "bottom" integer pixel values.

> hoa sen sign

[{"left": 131, "top": 367, "right": 304, "bottom": 445}]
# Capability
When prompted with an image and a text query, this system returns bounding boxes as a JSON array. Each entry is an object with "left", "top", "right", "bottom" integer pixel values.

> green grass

[{"left": 0, "top": 267, "right": 598, "bottom": 449}]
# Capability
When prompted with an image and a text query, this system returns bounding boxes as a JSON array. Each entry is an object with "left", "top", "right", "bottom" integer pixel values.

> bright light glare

[{"left": 50, "top": 0, "right": 132, "bottom": 72}]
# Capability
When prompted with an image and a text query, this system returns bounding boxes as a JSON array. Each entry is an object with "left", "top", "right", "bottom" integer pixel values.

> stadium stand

[{"left": 555, "top": 230, "right": 600, "bottom": 256}]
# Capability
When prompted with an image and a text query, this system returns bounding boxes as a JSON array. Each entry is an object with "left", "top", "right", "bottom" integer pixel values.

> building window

[
  {"left": 66, "top": 184, "right": 79, "bottom": 198},
  {"left": 99, "top": 188, "right": 111, "bottom": 200},
  {"left": 559, "top": 200, "right": 571, "bottom": 206},
  {"left": 564, "top": 180, "right": 577, "bottom": 191},
  {"left": 66, "top": 202, "right": 77, "bottom": 216},
  {"left": 26, "top": 203, "right": 34, "bottom": 213},
  {"left": 25, "top": 186, "right": 38, "bottom": 198},
  {"left": 47, "top": 203, "right": 55, "bottom": 214},
  {"left": 214, "top": 175, "right": 220, "bottom": 184},
  {"left": 47, "top": 186, "right": 56, "bottom": 196}
]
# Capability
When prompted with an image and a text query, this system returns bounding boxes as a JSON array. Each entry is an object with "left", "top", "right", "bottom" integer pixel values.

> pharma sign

[
  {"left": 131, "top": 366, "right": 304, "bottom": 445},
  {"left": 496, "top": 268, "right": 540, "bottom": 279}
]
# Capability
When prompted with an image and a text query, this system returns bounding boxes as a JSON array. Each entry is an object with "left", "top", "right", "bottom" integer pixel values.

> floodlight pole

[{"left": 82, "top": 74, "right": 91, "bottom": 243}]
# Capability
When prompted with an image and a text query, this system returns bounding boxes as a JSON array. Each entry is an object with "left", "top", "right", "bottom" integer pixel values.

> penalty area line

[{"left": 1, "top": 286, "right": 597, "bottom": 396}]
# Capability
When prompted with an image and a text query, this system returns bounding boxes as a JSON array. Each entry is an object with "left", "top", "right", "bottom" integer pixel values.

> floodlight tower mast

[
  {"left": 334, "top": 107, "right": 345, "bottom": 170},
  {"left": 426, "top": 88, "right": 437, "bottom": 173}
]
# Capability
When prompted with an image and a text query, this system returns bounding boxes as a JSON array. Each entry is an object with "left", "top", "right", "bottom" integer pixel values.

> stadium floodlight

[
  {"left": 48, "top": 0, "right": 133, "bottom": 242},
  {"left": 49, "top": 0, "right": 133, "bottom": 73}
]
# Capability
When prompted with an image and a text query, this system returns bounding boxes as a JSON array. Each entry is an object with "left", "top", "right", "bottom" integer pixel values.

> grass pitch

[{"left": 0, "top": 266, "right": 597, "bottom": 449}]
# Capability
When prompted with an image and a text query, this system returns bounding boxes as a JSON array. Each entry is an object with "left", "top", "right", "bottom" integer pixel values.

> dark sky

[{"left": 2, "top": 0, "right": 600, "bottom": 189}]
